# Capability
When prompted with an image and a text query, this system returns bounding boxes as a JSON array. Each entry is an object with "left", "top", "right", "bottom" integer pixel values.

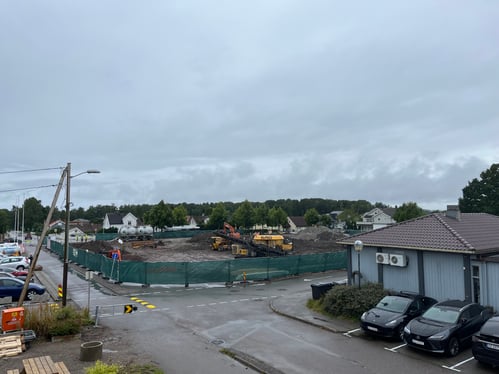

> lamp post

[
  {"left": 62, "top": 162, "right": 100, "bottom": 307},
  {"left": 354, "top": 240, "right": 363, "bottom": 289}
]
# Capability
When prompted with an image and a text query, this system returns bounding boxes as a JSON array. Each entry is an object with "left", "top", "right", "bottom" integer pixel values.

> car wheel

[
  {"left": 16, "top": 265, "right": 25, "bottom": 270},
  {"left": 26, "top": 290, "right": 37, "bottom": 300},
  {"left": 397, "top": 325, "right": 405, "bottom": 342},
  {"left": 447, "top": 337, "right": 460, "bottom": 357}
]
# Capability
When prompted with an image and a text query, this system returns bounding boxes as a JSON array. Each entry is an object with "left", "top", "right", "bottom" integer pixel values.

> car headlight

[
  {"left": 404, "top": 325, "right": 411, "bottom": 334},
  {"left": 360, "top": 312, "right": 367, "bottom": 321},
  {"left": 428, "top": 330, "right": 450, "bottom": 340},
  {"left": 386, "top": 318, "right": 402, "bottom": 327}
]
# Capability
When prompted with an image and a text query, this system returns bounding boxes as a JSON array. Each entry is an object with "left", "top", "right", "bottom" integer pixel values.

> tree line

[{"left": 1, "top": 163, "right": 497, "bottom": 234}]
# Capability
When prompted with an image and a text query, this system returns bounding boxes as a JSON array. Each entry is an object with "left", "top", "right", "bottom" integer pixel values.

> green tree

[
  {"left": 172, "top": 205, "right": 188, "bottom": 226},
  {"left": 459, "top": 163, "right": 499, "bottom": 215},
  {"left": 253, "top": 204, "right": 269, "bottom": 227},
  {"left": 393, "top": 202, "right": 425, "bottom": 222},
  {"left": 207, "top": 203, "right": 228, "bottom": 230},
  {"left": 232, "top": 200, "right": 255, "bottom": 229},
  {"left": 304, "top": 208, "right": 320, "bottom": 226},
  {"left": 267, "top": 206, "right": 288, "bottom": 229},
  {"left": 0, "top": 209, "right": 10, "bottom": 234},
  {"left": 23, "top": 197, "right": 46, "bottom": 232},
  {"left": 319, "top": 214, "right": 333, "bottom": 227},
  {"left": 143, "top": 200, "right": 173, "bottom": 231},
  {"left": 338, "top": 209, "right": 360, "bottom": 229}
]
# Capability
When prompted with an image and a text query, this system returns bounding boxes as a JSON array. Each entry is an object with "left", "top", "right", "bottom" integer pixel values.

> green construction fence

[{"left": 47, "top": 240, "right": 347, "bottom": 285}]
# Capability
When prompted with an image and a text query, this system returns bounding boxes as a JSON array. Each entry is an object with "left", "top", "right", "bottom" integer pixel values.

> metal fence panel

[{"left": 48, "top": 240, "right": 346, "bottom": 286}]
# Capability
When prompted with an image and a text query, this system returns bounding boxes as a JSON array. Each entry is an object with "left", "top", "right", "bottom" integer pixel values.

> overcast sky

[{"left": 1, "top": 1, "right": 498, "bottom": 213}]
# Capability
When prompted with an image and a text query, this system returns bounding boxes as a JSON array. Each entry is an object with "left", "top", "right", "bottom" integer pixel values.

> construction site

[{"left": 71, "top": 226, "right": 347, "bottom": 263}]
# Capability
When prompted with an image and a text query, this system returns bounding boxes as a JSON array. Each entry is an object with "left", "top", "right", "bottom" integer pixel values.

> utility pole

[{"left": 18, "top": 167, "right": 68, "bottom": 305}]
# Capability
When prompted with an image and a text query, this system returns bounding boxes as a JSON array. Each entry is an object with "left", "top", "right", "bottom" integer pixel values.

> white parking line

[
  {"left": 384, "top": 343, "right": 407, "bottom": 352},
  {"left": 442, "top": 356, "right": 475, "bottom": 372},
  {"left": 343, "top": 328, "right": 361, "bottom": 337}
]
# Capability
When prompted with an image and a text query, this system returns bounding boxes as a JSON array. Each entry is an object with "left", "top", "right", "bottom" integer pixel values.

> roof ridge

[{"left": 433, "top": 213, "right": 474, "bottom": 250}]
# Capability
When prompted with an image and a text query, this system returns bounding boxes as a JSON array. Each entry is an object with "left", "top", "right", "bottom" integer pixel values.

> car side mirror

[{"left": 460, "top": 317, "right": 468, "bottom": 324}]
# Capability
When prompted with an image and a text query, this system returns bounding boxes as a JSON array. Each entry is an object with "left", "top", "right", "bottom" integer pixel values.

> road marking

[
  {"left": 343, "top": 328, "right": 361, "bottom": 337},
  {"left": 384, "top": 343, "right": 407, "bottom": 352},
  {"left": 442, "top": 356, "right": 475, "bottom": 372}
]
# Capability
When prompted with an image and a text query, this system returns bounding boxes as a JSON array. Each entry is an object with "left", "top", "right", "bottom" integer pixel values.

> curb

[{"left": 268, "top": 298, "right": 352, "bottom": 334}]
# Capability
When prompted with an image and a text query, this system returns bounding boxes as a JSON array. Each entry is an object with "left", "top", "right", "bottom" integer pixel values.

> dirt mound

[{"left": 292, "top": 226, "right": 342, "bottom": 241}]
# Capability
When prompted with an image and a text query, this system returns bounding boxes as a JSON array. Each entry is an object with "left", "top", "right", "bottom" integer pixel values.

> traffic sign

[{"left": 124, "top": 304, "right": 137, "bottom": 314}]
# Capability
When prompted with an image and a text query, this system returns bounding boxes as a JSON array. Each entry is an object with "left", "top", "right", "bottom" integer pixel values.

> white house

[
  {"left": 356, "top": 208, "right": 396, "bottom": 232},
  {"left": 103, "top": 212, "right": 139, "bottom": 230}
]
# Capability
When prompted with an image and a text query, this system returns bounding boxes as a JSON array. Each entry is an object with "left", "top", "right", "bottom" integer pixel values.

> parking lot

[{"left": 343, "top": 327, "right": 495, "bottom": 373}]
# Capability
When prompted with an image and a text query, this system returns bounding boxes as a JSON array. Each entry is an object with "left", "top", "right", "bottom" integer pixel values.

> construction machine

[
  {"left": 212, "top": 223, "right": 293, "bottom": 258},
  {"left": 251, "top": 234, "right": 293, "bottom": 252},
  {"left": 211, "top": 236, "right": 231, "bottom": 251}
]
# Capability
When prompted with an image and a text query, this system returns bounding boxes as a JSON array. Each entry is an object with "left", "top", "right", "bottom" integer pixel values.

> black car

[
  {"left": 404, "top": 300, "right": 492, "bottom": 356},
  {"left": 472, "top": 316, "right": 499, "bottom": 367},
  {"left": 360, "top": 292, "right": 438, "bottom": 341}
]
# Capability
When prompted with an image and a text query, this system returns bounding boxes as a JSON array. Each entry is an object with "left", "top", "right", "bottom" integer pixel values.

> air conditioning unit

[
  {"left": 375, "top": 253, "right": 390, "bottom": 264},
  {"left": 390, "top": 254, "right": 407, "bottom": 267}
]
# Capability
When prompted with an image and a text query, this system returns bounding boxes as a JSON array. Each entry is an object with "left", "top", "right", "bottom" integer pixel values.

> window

[{"left": 472, "top": 265, "right": 480, "bottom": 304}]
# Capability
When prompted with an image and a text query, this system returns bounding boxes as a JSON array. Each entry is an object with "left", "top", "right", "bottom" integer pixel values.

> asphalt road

[{"left": 33, "top": 243, "right": 497, "bottom": 374}]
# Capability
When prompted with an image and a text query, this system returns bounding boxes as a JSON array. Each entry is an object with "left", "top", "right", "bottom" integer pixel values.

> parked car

[
  {"left": 0, "top": 265, "right": 28, "bottom": 276},
  {"left": 360, "top": 292, "right": 437, "bottom": 341},
  {"left": 472, "top": 315, "right": 499, "bottom": 367},
  {"left": 0, "top": 276, "right": 45, "bottom": 301},
  {"left": 0, "top": 256, "right": 30, "bottom": 270},
  {"left": 0, "top": 270, "right": 32, "bottom": 282},
  {"left": 404, "top": 300, "right": 492, "bottom": 356}
]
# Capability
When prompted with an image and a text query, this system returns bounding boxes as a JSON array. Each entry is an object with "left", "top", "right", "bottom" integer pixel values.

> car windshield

[
  {"left": 422, "top": 306, "right": 459, "bottom": 323},
  {"left": 375, "top": 296, "right": 411, "bottom": 313}
]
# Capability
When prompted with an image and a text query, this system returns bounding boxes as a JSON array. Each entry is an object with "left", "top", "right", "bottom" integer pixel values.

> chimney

[{"left": 446, "top": 205, "right": 461, "bottom": 221}]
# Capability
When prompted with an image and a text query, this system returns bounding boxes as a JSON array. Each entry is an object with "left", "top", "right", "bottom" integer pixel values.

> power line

[
  {"left": 0, "top": 183, "right": 59, "bottom": 193},
  {"left": 0, "top": 166, "right": 63, "bottom": 175}
]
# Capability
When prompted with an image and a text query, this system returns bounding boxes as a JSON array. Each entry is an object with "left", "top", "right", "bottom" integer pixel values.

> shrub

[
  {"left": 24, "top": 304, "right": 93, "bottom": 339},
  {"left": 320, "top": 282, "right": 389, "bottom": 319},
  {"left": 85, "top": 361, "right": 164, "bottom": 374},
  {"left": 85, "top": 360, "right": 120, "bottom": 374}
]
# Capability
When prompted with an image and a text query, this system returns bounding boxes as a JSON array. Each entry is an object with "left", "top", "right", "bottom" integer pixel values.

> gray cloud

[{"left": 1, "top": 1, "right": 498, "bottom": 212}]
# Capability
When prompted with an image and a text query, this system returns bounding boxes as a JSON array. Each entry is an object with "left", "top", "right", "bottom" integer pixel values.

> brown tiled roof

[{"left": 337, "top": 212, "right": 499, "bottom": 254}]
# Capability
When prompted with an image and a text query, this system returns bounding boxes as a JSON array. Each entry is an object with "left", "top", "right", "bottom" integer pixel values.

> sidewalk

[{"left": 270, "top": 289, "right": 359, "bottom": 333}]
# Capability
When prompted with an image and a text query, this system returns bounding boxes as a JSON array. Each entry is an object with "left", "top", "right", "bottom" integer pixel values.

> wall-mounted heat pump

[
  {"left": 375, "top": 252, "right": 390, "bottom": 264},
  {"left": 390, "top": 254, "right": 407, "bottom": 267}
]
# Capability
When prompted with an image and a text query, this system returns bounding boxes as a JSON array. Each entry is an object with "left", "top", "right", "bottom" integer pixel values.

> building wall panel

[{"left": 423, "top": 252, "right": 464, "bottom": 301}]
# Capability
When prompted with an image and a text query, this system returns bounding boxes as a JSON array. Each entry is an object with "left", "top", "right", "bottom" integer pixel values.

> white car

[{"left": 0, "top": 256, "right": 30, "bottom": 270}]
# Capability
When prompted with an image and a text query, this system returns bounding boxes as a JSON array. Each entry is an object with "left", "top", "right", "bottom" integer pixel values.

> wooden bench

[
  {"left": 21, "top": 355, "right": 59, "bottom": 374},
  {"left": 54, "top": 361, "right": 71, "bottom": 374},
  {"left": 7, "top": 369, "right": 20, "bottom": 374}
]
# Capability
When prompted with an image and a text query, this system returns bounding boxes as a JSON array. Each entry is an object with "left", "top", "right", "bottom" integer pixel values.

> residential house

[
  {"left": 103, "top": 212, "right": 139, "bottom": 230},
  {"left": 356, "top": 207, "right": 396, "bottom": 232},
  {"left": 287, "top": 216, "right": 307, "bottom": 233},
  {"left": 338, "top": 205, "right": 499, "bottom": 311}
]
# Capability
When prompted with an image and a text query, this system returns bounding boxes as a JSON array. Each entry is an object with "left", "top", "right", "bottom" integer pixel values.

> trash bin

[{"left": 311, "top": 282, "right": 334, "bottom": 300}]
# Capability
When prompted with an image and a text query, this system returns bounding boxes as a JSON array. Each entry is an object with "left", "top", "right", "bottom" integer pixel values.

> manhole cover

[
  {"left": 230, "top": 289, "right": 240, "bottom": 292},
  {"left": 278, "top": 288, "right": 287, "bottom": 291},
  {"left": 211, "top": 339, "right": 225, "bottom": 346}
]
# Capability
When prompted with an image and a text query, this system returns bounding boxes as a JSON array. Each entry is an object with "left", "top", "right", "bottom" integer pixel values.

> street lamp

[
  {"left": 354, "top": 240, "right": 363, "bottom": 289},
  {"left": 62, "top": 162, "right": 100, "bottom": 307}
]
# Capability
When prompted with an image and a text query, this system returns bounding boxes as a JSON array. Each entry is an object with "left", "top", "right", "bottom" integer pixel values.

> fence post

[
  {"left": 94, "top": 305, "right": 100, "bottom": 326},
  {"left": 184, "top": 262, "right": 189, "bottom": 287}
]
